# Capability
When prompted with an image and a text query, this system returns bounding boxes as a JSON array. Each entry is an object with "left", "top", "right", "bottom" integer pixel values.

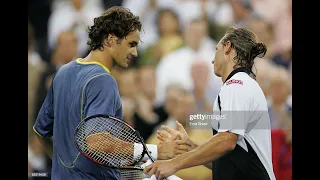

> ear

[
  {"left": 224, "top": 40, "right": 232, "bottom": 55},
  {"left": 104, "top": 33, "right": 116, "bottom": 47}
]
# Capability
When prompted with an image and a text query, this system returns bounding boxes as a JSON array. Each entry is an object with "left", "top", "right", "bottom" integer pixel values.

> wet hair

[
  {"left": 87, "top": 6, "right": 142, "bottom": 51},
  {"left": 221, "top": 26, "right": 267, "bottom": 78}
]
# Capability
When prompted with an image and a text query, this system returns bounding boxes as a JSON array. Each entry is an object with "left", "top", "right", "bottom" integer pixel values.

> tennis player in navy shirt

[{"left": 33, "top": 6, "right": 142, "bottom": 180}]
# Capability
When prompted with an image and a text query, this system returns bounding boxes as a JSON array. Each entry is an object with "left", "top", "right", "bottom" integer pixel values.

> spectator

[
  {"left": 28, "top": 0, "right": 52, "bottom": 62},
  {"left": 254, "top": 58, "right": 274, "bottom": 103},
  {"left": 248, "top": 17, "right": 275, "bottom": 60},
  {"left": 138, "top": 8, "right": 184, "bottom": 67},
  {"left": 51, "top": 31, "right": 79, "bottom": 68},
  {"left": 228, "top": 0, "right": 255, "bottom": 25},
  {"left": 48, "top": 0, "right": 103, "bottom": 58},
  {"left": 191, "top": 61, "right": 214, "bottom": 113},
  {"left": 251, "top": 0, "right": 292, "bottom": 58},
  {"left": 271, "top": 120, "right": 292, "bottom": 180},
  {"left": 135, "top": 83, "right": 185, "bottom": 140},
  {"left": 268, "top": 66, "right": 292, "bottom": 129},
  {"left": 155, "top": 18, "right": 221, "bottom": 106},
  {"left": 133, "top": 66, "right": 168, "bottom": 140}
]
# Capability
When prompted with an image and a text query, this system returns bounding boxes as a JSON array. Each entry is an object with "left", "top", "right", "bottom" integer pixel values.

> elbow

[
  {"left": 225, "top": 140, "right": 237, "bottom": 151},
  {"left": 219, "top": 132, "right": 238, "bottom": 152}
]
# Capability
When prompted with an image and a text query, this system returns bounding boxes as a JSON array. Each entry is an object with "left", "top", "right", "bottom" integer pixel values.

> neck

[
  {"left": 221, "top": 62, "right": 235, "bottom": 83},
  {"left": 82, "top": 50, "right": 113, "bottom": 71}
]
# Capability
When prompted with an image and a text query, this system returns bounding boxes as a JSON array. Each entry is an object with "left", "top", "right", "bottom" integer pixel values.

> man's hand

[
  {"left": 157, "top": 138, "right": 192, "bottom": 160},
  {"left": 157, "top": 121, "right": 198, "bottom": 150},
  {"left": 144, "top": 159, "right": 179, "bottom": 180}
]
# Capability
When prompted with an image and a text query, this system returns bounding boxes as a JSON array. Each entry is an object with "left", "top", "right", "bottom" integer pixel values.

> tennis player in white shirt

[{"left": 144, "top": 26, "right": 276, "bottom": 180}]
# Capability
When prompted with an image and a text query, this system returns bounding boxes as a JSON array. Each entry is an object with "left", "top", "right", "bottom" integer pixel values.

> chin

[
  {"left": 120, "top": 63, "right": 129, "bottom": 68},
  {"left": 214, "top": 70, "right": 221, "bottom": 77},
  {"left": 115, "top": 61, "right": 128, "bottom": 69}
]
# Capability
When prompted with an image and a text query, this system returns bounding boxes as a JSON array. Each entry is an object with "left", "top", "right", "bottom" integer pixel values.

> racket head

[{"left": 73, "top": 114, "right": 148, "bottom": 169}]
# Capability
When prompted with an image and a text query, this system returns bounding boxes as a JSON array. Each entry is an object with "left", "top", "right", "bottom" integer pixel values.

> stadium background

[{"left": 28, "top": 0, "right": 292, "bottom": 179}]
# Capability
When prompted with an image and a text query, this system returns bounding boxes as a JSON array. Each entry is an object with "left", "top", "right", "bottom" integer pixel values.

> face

[
  {"left": 184, "top": 21, "right": 207, "bottom": 50},
  {"left": 159, "top": 12, "right": 179, "bottom": 35},
  {"left": 212, "top": 39, "right": 227, "bottom": 77},
  {"left": 269, "top": 79, "right": 290, "bottom": 104},
  {"left": 108, "top": 30, "right": 140, "bottom": 68}
]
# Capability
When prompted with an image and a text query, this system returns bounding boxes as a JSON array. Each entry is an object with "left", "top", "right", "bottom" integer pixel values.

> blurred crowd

[{"left": 28, "top": 0, "right": 292, "bottom": 179}]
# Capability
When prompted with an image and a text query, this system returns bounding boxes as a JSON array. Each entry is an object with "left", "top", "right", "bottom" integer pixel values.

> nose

[
  {"left": 132, "top": 47, "right": 138, "bottom": 57},
  {"left": 212, "top": 59, "right": 215, "bottom": 64}
]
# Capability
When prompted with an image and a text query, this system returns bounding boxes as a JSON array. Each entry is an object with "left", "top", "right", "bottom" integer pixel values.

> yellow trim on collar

[{"left": 76, "top": 58, "right": 111, "bottom": 74}]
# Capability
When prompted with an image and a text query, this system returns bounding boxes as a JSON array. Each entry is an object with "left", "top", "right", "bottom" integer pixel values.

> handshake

[
  {"left": 157, "top": 121, "right": 198, "bottom": 160},
  {"left": 143, "top": 121, "right": 199, "bottom": 179}
]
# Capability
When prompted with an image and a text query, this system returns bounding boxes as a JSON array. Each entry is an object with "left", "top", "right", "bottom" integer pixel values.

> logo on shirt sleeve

[{"left": 226, "top": 79, "right": 243, "bottom": 85}]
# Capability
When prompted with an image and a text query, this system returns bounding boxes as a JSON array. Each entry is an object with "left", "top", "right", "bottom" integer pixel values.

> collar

[
  {"left": 76, "top": 58, "right": 111, "bottom": 74},
  {"left": 224, "top": 67, "right": 249, "bottom": 83}
]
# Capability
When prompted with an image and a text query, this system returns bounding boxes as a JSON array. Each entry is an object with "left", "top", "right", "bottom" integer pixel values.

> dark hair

[
  {"left": 87, "top": 6, "right": 142, "bottom": 51},
  {"left": 221, "top": 26, "right": 267, "bottom": 78}
]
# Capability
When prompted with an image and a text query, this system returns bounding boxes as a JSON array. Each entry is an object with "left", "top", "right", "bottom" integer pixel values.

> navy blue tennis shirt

[{"left": 33, "top": 58, "right": 123, "bottom": 180}]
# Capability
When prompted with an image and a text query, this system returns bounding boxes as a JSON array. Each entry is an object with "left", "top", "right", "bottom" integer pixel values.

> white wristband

[
  {"left": 145, "top": 144, "right": 157, "bottom": 161},
  {"left": 133, "top": 143, "right": 158, "bottom": 161}
]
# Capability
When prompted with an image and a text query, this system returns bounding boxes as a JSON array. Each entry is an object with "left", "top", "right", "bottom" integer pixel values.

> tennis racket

[{"left": 73, "top": 114, "right": 178, "bottom": 179}]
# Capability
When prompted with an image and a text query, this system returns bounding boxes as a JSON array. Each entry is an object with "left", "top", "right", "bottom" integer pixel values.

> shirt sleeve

[
  {"left": 216, "top": 80, "right": 252, "bottom": 138},
  {"left": 33, "top": 81, "right": 54, "bottom": 138},
  {"left": 83, "top": 74, "right": 121, "bottom": 119}
]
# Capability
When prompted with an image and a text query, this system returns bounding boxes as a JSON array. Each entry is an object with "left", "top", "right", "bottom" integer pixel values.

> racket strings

[{"left": 75, "top": 117, "right": 145, "bottom": 167}]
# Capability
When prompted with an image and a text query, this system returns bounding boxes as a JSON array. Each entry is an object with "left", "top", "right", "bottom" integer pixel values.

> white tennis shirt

[{"left": 212, "top": 69, "right": 276, "bottom": 180}]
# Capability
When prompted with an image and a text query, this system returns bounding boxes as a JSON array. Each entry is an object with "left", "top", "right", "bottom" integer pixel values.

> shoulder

[
  {"left": 88, "top": 73, "right": 118, "bottom": 88},
  {"left": 221, "top": 73, "right": 259, "bottom": 96},
  {"left": 220, "top": 73, "right": 248, "bottom": 95}
]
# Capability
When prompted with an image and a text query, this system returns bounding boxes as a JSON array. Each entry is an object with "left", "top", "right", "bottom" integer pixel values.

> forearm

[
  {"left": 87, "top": 133, "right": 133, "bottom": 154},
  {"left": 173, "top": 134, "right": 234, "bottom": 171},
  {"left": 189, "top": 141, "right": 212, "bottom": 169}
]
